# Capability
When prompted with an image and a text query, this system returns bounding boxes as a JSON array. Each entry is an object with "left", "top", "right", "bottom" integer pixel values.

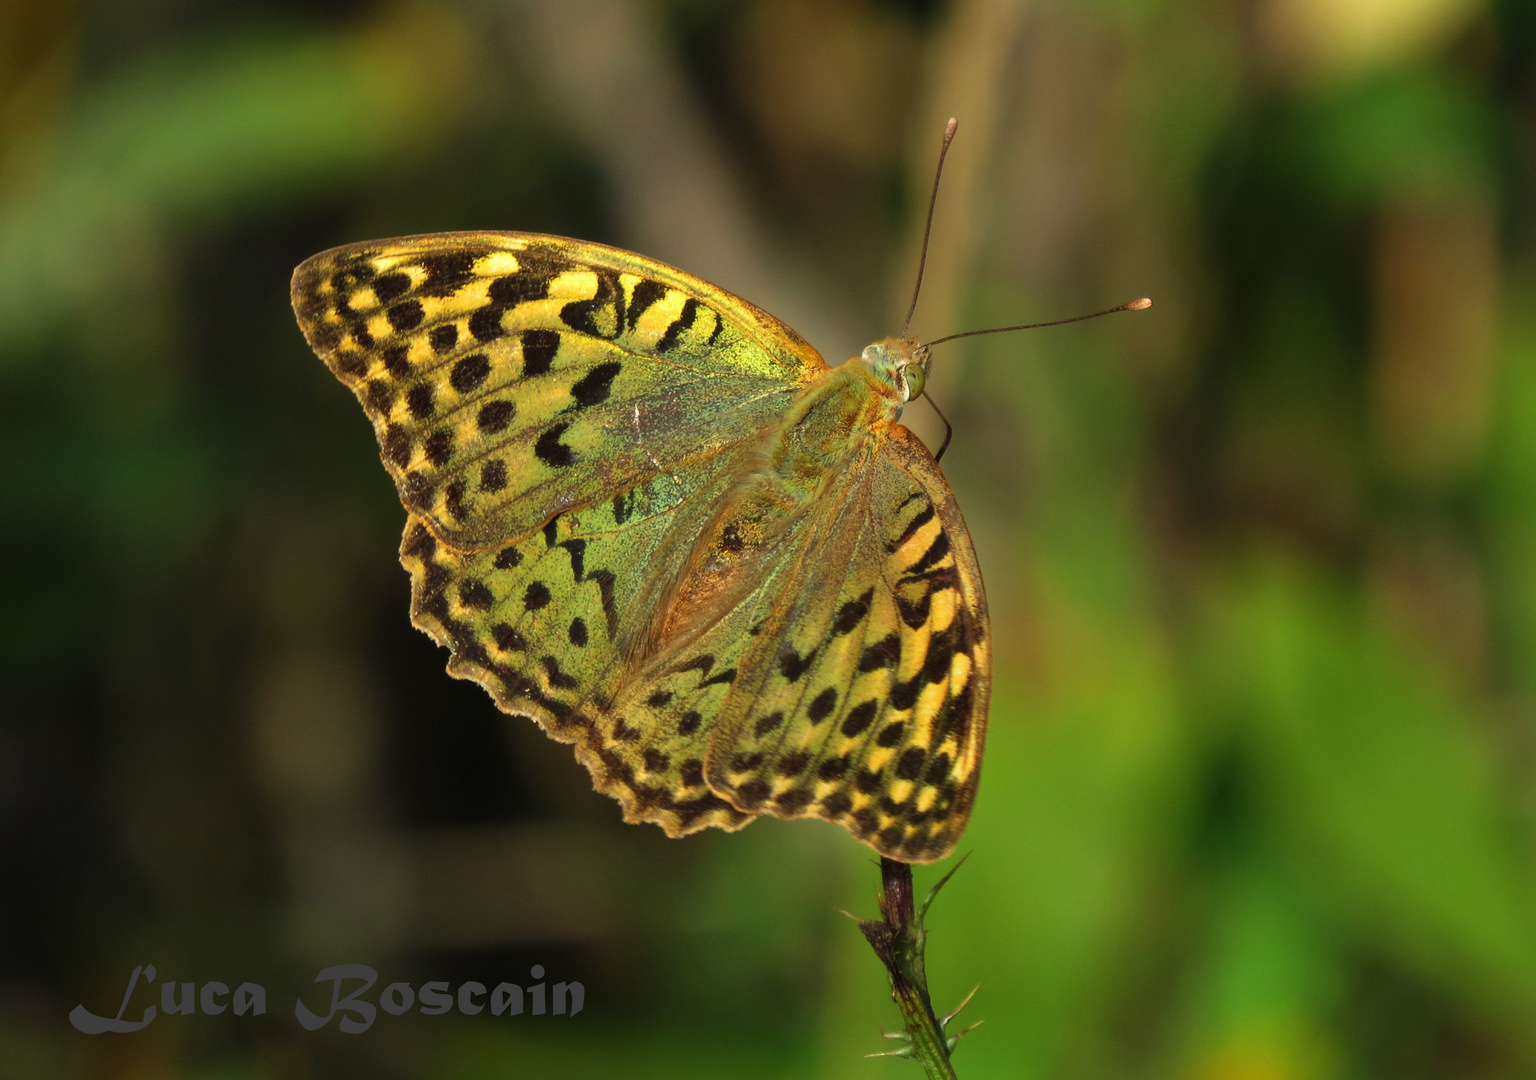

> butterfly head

[{"left": 861, "top": 337, "right": 932, "bottom": 404}]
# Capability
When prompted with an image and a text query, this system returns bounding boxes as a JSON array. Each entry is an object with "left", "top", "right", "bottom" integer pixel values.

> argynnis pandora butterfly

[{"left": 291, "top": 138, "right": 992, "bottom": 863}]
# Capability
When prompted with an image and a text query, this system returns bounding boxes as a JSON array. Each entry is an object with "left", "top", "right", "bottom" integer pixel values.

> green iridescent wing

[{"left": 291, "top": 232, "right": 827, "bottom": 551}]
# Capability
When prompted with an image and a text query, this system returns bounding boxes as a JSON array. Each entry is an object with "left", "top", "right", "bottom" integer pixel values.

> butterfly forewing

[{"left": 291, "top": 232, "right": 828, "bottom": 550}]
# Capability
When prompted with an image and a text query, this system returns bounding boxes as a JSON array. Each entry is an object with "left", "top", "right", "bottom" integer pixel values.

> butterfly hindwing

[
  {"left": 291, "top": 232, "right": 828, "bottom": 550},
  {"left": 605, "top": 426, "right": 990, "bottom": 863}
]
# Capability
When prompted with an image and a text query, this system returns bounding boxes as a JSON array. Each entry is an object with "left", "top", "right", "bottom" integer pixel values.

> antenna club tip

[
  {"left": 944, "top": 116, "right": 959, "bottom": 133},
  {"left": 1128, "top": 297, "right": 1152, "bottom": 311}
]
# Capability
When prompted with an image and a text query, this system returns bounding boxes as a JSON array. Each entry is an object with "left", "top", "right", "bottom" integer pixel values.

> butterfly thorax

[{"left": 647, "top": 358, "right": 903, "bottom": 656}]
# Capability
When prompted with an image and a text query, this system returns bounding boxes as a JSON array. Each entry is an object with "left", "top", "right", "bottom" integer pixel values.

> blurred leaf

[
  {"left": 0, "top": 8, "right": 472, "bottom": 355},
  {"left": 1174, "top": 851, "right": 1342, "bottom": 1080},
  {"left": 1294, "top": 71, "right": 1499, "bottom": 205},
  {"left": 1480, "top": 277, "right": 1536, "bottom": 696},
  {"left": 1203, "top": 559, "right": 1536, "bottom": 1019}
]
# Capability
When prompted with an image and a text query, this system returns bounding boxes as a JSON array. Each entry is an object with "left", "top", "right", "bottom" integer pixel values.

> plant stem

[{"left": 857, "top": 857, "right": 966, "bottom": 1079}]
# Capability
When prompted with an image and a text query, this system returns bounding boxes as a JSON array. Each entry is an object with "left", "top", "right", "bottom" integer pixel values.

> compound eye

[{"left": 902, "top": 363, "right": 926, "bottom": 401}]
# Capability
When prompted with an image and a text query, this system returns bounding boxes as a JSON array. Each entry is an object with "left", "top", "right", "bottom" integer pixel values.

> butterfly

[{"left": 291, "top": 230, "right": 989, "bottom": 863}]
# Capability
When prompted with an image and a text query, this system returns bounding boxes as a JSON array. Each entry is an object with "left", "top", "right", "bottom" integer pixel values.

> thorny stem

[{"left": 857, "top": 856, "right": 976, "bottom": 1079}]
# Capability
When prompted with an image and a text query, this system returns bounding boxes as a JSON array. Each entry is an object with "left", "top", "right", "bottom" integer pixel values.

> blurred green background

[{"left": 4, "top": 0, "right": 1535, "bottom": 1077}]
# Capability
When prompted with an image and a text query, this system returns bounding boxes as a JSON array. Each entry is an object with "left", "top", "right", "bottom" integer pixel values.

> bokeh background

[{"left": 4, "top": 0, "right": 1535, "bottom": 1077}]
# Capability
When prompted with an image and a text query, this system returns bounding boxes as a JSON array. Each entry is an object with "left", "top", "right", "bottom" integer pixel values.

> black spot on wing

[
  {"left": 588, "top": 569, "right": 618, "bottom": 637},
  {"left": 470, "top": 272, "right": 554, "bottom": 343},
  {"left": 443, "top": 478, "right": 467, "bottom": 520},
  {"left": 735, "top": 779, "right": 770, "bottom": 808},
  {"left": 424, "top": 430, "right": 454, "bottom": 466},
  {"left": 752, "top": 711, "right": 784, "bottom": 737},
  {"left": 383, "top": 424, "right": 412, "bottom": 467},
  {"left": 560, "top": 538, "right": 586, "bottom": 581},
  {"left": 924, "top": 752, "right": 953, "bottom": 786},
  {"left": 491, "top": 622, "right": 527, "bottom": 651},
  {"left": 387, "top": 300, "right": 424, "bottom": 332},
  {"left": 559, "top": 271, "right": 623, "bottom": 339},
  {"left": 859, "top": 633, "right": 900, "bottom": 671},
  {"left": 903, "top": 530, "right": 952, "bottom": 579},
  {"left": 451, "top": 353, "right": 491, "bottom": 393},
  {"left": 921, "top": 628, "right": 954, "bottom": 684},
  {"left": 778, "top": 752, "right": 812, "bottom": 779},
  {"left": 700, "top": 667, "right": 737, "bottom": 688},
  {"left": 569, "top": 362, "right": 622, "bottom": 408},
  {"left": 459, "top": 579, "right": 493, "bottom": 610},
  {"left": 671, "top": 655, "right": 714, "bottom": 677},
  {"left": 521, "top": 329, "right": 560, "bottom": 376},
  {"left": 626, "top": 278, "right": 667, "bottom": 330},
  {"left": 372, "top": 272, "right": 411, "bottom": 302},
  {"left": 365, "top": 380, "right": 394, "bottom": 414},
  {"left": 818, "top": 755, "right": 849, "bottom": 780},
  {"left": 841, "top": 700, "right": 878, "bottom": 737},
  {"left": 468, "top": 307, "right": 504, "bottom": 342},
  {"left": 481, "top": 459, "right": 507, "bottom": 492},
  {"left": 643, "top": 748, "right": 670, "bottom": 773},
  {"left": 897, "top": 592, "right": 932, "bottom": 630},
  {"left": 429, "top": 324, "right": 458, "bottom": 353},
  {"left": 478, "top": 400, "right": 515, "bottom": 433},
  {"left": 776, "top": 788, "right": 813, "bottom": 813},
  {"left": 541, "top": 655, "right": 579, "bottom": 690},
  {"left": 778, "top": 646, "right": 816, "bottom": 683},
  {"left": 832, "top": 589, "right": 873, "bottom": 635},
  {"left": 888, "top": 502, "right": 935, "bottom": 552},
  {"left": 889, "top": 673, "right": 921, "bottom": 711},
  {"left": 895, "top": 747, "right": 927, "bottom": 781},
  {"left": 406, "top": 384, "right": 434, "bottom": 419},
  {"left": 535, "top": 422, "right": 577, "bottom": 467},
  {"left": 416, "top": 250, "right": 483, "bottom": 297},
  {"left": 821, "top": 790, "right": 852, "bottom": 817},
  {"left": 656, "top": 297, "right": 698, "bottom": 352},
  {"left": 612, "top": 490, "right": 634, "bottom": 525},
  {"left": 928, "top": 679, "right": 973, "bottom": 744},
  {"left": 807, "top": 688, "right": 838, "bottom": 723},
  {"left": 382, "top": 344, "right": 411, "bottom": 376},
  {"left": 493, "top": 545, "right": 522, "bottom": 570},
  {"left": 329, "top": 259, "right": 373, "bottom": 288}
]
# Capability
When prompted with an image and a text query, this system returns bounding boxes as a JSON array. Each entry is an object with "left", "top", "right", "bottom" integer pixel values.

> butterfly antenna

[
  {"left": 902, "top": 117, "right": 960, "bottom": 338},
  {"left": 924, "top": 297, "right": 1152, "bottom": 348}
]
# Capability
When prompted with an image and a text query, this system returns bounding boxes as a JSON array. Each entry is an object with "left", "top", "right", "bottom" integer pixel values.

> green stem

[{"left": 858, "top": 857, "right": 963, "bottom": 1079}]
